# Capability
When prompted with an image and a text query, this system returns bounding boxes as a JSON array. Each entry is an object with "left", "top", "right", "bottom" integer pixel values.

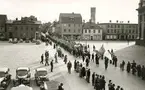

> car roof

[
  {"left": 36, "top": 68, "right": 47, "bottom": 71},
  {"left": 0, "top": 67, "right": 9, "bottom": 72},
  {"left": 17, "top": 67, "right": 29, "bottom": 71},
  {"left": 11, "top": 84, "right": 33, "bottom": 90}
]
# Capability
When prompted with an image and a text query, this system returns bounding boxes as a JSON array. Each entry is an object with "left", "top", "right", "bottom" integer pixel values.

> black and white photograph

[{"left": 0, "top": 0, "right": 144, "bottom": 90}]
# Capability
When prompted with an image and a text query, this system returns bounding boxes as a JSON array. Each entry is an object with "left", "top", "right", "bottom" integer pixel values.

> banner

[{"left": 99, "top": 45, "right": 105, "bottom": 55}]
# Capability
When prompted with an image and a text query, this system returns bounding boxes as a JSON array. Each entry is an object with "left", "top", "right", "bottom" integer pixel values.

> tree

[{"left": 40, "top": 22, "right": 52, "bottom": 33}]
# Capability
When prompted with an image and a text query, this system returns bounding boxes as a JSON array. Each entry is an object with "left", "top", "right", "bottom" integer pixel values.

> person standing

[
  {"left": 95, "top": 53, "right": 99, "bottom": 65},
  {"left": 86, "top": 56, "right": 90, "bottom": 67},
  {"left": 126, "top": 61, "right": 131, "bottom": 73},
  {"left": 137, "top": 64, "right": 141, "bottom": 77},
  {"left": 54, "top": 53, "right": 58, "bottom": 63},
  {"left": 67, "top": 61, "right": 72, "bottom": 74},
  {"left": 105, "top": 57, "right": 109, "bottom": 70},
  {"left": 74, "top": 60, "right": 77, "bottom": 71},
  {"left": 108, "top": 80, "right": 112, "bottom": 90},
  {"left": 86, "top": 69, "right": 91, "bottom": 83},
  {"left": 91, "top": 53, "right": 94, "bottom": 62},
  {"left": 64, "top": 55, "right": 67, "bottom": 64},
  {"left": 50, "top": 60, "right": 54, "bottom": 72},
  {"left": 114, "top": 56, "right": 118, "bottom": 67},
  {"left": 45, "top": 57, "right": 49, "bottom": 66},
  {"left": 40, "top": 54, "right": 44, "bottom": 64},
  {"left": 92, "top": 72, "right": 95, "bottom": 86},
  {"left": 82, "top": 54, "right": 85, "bottom": 62},
  {"left": 141, "top": 65, "right": 145, "bottom": 80},
  {"left": 58, "top": 83, "right": 64, "bottom": 90}
]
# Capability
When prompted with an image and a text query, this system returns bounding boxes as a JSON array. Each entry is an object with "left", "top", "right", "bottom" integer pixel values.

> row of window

[
  {"left": 15, "top": 26, "right": 38, "bottom": 31},
  {"left": 108, "top": 24, "right": 137, "bottom": 28},
  {"left": 84, "top": 29, "right": 101, "bottom": 33},
  {"left": 106, "top": 35, "right": 137, "bottom": 39},
  {"left": 64, "top": 29, "right": 81, "bottom": 33},
  {"left": 107, "top": 29, "right": 137, "bottom": 34},
  {"left": 63, "top": 24, "right": 81, "bottom": 27}
]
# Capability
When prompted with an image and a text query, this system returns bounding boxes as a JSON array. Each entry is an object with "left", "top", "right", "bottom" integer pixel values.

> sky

[{"left": 0, "top": 0, "right": 139, "bottom": 23}]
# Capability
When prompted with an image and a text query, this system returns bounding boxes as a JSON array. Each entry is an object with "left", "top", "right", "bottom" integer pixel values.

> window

[
  {"left": 107, "top": 29, "right": 109, "bottom": 33},
  {"left": 132, "top": 30, "right": 134, "bottom": 33},
  {"left": 15, "top": 26, "right": 17, "bottom": 30},
  {"left": 89, "top": 29, "right": 91, "bottom": 33},
  {"left": 69, "top": 29, "right": 70, "bottom": 32},
  {"left": 85, "top": 29, "right": 87, "bottom": 33},
  {"left": 68, "top": 24, "right": 71, "bottom": 27},
  {"left": 78, "top": 29, "right": 80, "bottom": 33},
  {"left": 64, "top": 29, "right": 66, "bottom": 32},
  {"left": 98, "top": 30, "right": 100, "bottom": 33},
  {"left": 114, "top": 29, "right": 116, "bottom": 33},
  {"left": 93, "top": 29, "right": 96, "bottom": 33}
]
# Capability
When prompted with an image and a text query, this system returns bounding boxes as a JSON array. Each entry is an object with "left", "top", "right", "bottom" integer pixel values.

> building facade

[
  {"left": 83, "top": 22, "right": 102, "bottom": 40},
  {"left": 6, "top": 16, "right": 41, "bottom": 40},
  {"left": 0, "top": 15, "right": 7, "bottom": 39},
  {"left": 136, "top": 0, "right": 145, "bottom": 45},
  {"left": 59, "top": 13, "right": 82, "bottom": 40},
  {"left": 99, "top": 22, "right": 138, "bottom": 40}
]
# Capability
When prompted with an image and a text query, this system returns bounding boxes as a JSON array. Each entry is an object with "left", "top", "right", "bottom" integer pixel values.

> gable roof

[
  {"left": 59, "top": 13, "right": 82, "bottom": 24},
  {"left": 83, "top": 22, "right": 102, "bottom": 29}
]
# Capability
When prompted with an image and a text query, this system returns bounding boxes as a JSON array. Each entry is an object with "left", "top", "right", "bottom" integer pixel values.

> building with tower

[
  {"left": 91, "top": 7, "right": 96, "bottom": 23},
  {"left": 136, "top": 0, "right": 145, "bottom": 46}
]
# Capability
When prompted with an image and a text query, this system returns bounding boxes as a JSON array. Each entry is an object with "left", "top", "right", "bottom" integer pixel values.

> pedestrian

[
  {"left": 93, "top": 45, "right": 95, "bottom": 51},
  {"left": 82, "top": 54, "right": 85, "bottom": 62},
  {"left": 64, "top": 55, "right": 67, "bottom": 64},
  {"left": 110, "top": 84, "right": 115, "bottom": 90},
  {"left": 92, "top": 72, "right": 95, "bottom": 86},
  {"left": 127, "top": 61, "right": 131, "bottom": 73},
  {"left": 116, "top": 86, "right": 120, "bottom": 90},
  {"left": 120, "top": 88, "right": 124, "bottom": 90},
  {"left": 79, "top": 63, "right": 82, "bottom": 77},
  {"left": 53, "top": 44, "right": 56, "bottom": 49},
  {"left": 86, "top": 56, "right": 90, "bottom": 67},
  {"left": 45, "top": 57, "right": 49, "bottom": 66},
  {"left": 81, "top": 67, "right": 86, "bottom": 78},
  {"left": 58, "top": 83, "right": 64, "bottom": 90},
  {"left": 95, "top": 75, "right": 100, "bottom": 90},
  {"left": 95, "top": 53, "right": 99, "bottom": 65},
  {"left": 50, "top": 60, "right": 53, "bottom": 72},
  {"left": 55, "top": 53, "right": 58, "bottom": 63},
  {"left": 137, "top": 64, "right": 141, "bottom": 77},
  {"left": 101, "top": 76, "right": 106, "bottom": 90},
  {"left": 141, "top": 65, "right": 145, "bottom": 80},
  {"left": 74, "top": 60, "right": 77, "bottom": 71},
  {"left": 67, "top": 61, "right": 72, "bottom": 74},
  {"left": 114, "top": 56, "right": 118, "bottom": 67},
  {"left": 120, "top": 60, "right": 125, "bottom": 71},
  {"left": 108, "top": 80, "right": 112, "bottom": 90},
  {"left": 91, "top": 53, "right": 94, "bottom": 62},
  {"left": 40, "top": 54, "right": 44, "bottom": 64},
  {"left": 105, "top": 57, "right": 109, "bottom": 70},
  {"left": 76, "top": 61, "right": 80, "bottom": 72}
]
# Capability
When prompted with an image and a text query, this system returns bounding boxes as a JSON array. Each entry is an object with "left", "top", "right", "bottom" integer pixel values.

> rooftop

[
  {"left": 83, "top": 22, "right": 102, "bottom": 29},
  {"left": 0, "top": 67, "right": 9, "bottom": 72},
  {"left": 36, "top": 68, "right": 47, "bottom": 71},
  {"left": 99, "top": 23, "right": 138, "bottom": 25},
  {"left": 17, "top": 67, "right": 29, "bottom": 71}
]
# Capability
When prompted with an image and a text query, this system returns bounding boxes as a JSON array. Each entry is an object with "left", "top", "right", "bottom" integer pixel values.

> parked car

[
  {"left": 25, "top": 38, "right": 30, "bottom": 43},
  {"left": 14, "top": 67, "right": 31, "bottom": 86},
  {"left": 36, "top": 40, "right": 41, "bottom": 45},
  {"left": 19, "top": 39, "right": 23, "bottom": 43},
  {"left": 0, "top": 68, "right": 11, "bottom": 90},
  {"left": 35, "top": 68, "right": 48, "bottom": 86},
  {"left": 11, "top": 84, "right": 33, "bottom": 90}
]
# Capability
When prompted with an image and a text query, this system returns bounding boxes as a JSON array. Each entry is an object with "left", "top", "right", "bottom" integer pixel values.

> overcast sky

[{"left": 0, "top": 0, "right": 139, "bottom": 23}]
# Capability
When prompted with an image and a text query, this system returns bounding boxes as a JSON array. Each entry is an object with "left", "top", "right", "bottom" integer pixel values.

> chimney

[
  {"left": 16, "top": 18, "right": 18, "bottom": 21},
  {"left": 128, "top": 21, "right": 130, "bottom": 23},
  {"left": 97, "top": 22, "right": 99, "bottom": 24},
  {"left": 72, "top": 12, "right": 74, "bottom": 14},
  {"left": 109, "top": 20, "right": 112, "bottom": 23},
  {"left": 116, "top": 20, "right": 118, "bottom": 23}
]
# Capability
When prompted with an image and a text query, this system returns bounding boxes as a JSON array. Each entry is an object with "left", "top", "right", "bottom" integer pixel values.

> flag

[{"left": 99, "top": 45, "right": 105, "bottom": 55}]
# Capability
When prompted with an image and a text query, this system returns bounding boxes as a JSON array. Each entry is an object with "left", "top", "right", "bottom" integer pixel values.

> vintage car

[
  {"left": 9, "top": 38, "right": 13, "bottom": 43},
  {"left": 11, "top": 84, "right": 33, "bottom": 90},
  {"left": 14, "top": 67, "right": 31, "bottom": 86},
  {"left": 34, "top": 68, "right": 48, "bottom": 86},
  {"left": 12, "top": 38, "right": 18, "bottom": 44},
  {"left": 0, "top": 68, "right": 11, "bottom": 90}
]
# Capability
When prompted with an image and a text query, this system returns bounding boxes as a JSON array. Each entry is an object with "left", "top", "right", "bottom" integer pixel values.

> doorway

[{"left": 91, "top": 36, "right": 93, "bottom": 40}]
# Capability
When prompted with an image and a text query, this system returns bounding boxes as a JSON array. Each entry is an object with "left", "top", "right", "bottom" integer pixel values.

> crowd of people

[{"left": 42, "top": 37, "right": 145, "bottom": 90}]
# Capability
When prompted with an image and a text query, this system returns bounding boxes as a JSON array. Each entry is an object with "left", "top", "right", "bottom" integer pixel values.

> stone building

[
  {"left": 6, "top": 16, "right": 41, "bottom": 40},
  {"left": 0, "top": 15, "right": 7, "bottom": 40},
  {"left": 136, "top": 0, "right": 145, "bottom": 45},
  {"left": 59, "top": 13, "right": 82, "bottom": 40},
  {"left": 99, "top": 21, "right": 138, "bottom": 40},
  {"left": 83, "top": 21, "right": 102, "bottom": 40}
]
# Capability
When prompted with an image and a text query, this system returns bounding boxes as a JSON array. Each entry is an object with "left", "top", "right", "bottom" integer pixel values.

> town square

[{"left": 0, "top": 0, "right": 145, "bottom": 90}]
